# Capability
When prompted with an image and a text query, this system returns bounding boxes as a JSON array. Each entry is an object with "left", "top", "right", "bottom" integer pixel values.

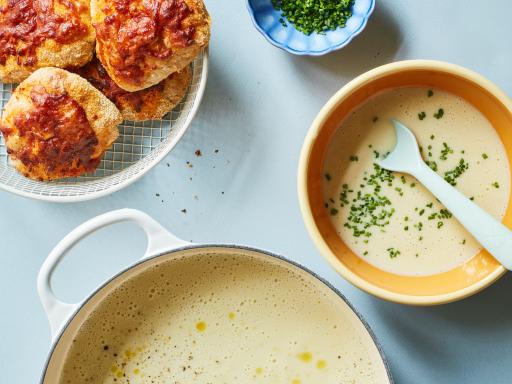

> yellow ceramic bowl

[{"left": 298, "top": 60, "right": 512, "bottom": 305}]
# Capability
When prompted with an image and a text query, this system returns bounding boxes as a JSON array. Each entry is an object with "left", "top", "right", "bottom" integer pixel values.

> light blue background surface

[{"left": 1, "top": 1, "right": 511, "bottom": 383}]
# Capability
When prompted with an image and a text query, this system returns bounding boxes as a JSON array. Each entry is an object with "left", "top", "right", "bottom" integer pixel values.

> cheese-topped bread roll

[
  {"left": 91, "top": 0, "right": 210, "bottom": 91},
  {"left": 0, "top": 68, "right": 122, "bottom": 181},
  {"left": 0, "top": 0, "right": 95, "bottom": 83},
  {"left": 74, "top": 56, "right": 191, "bottom": 121}
]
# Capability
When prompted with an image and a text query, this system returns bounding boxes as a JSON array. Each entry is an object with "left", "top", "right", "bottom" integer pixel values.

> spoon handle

[{"left": 413, "top": 162, "right": 512, "bottom": 270}]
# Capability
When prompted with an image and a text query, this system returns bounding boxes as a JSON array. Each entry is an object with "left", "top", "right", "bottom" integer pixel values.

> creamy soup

[
  {"left": 57, "top": 251, "right": 387, "bottom": 383},
  {"left": 323, "top": 87, "right": 510, "bottom": 276}
]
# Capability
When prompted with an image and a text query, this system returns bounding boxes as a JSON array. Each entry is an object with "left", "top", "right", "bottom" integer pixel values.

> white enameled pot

[{"left": 37, "top": 209, "right": 393, "bottom": 383}]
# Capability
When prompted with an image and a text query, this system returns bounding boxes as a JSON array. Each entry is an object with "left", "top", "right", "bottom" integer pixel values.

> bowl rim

[
  {"left": 298, "top": 59, "right": 511, "bottom": 305},
  {"left": 245, "top": 0, "right": 376, "bottom": 56}
]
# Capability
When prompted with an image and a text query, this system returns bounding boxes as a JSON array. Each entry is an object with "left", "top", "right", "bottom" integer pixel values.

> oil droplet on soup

[
  {"left": 297, "top": 351, "right": 312, "bottom": 362},
  {"left": 195, "top": 321, "right": 207, "bottom": 332}
]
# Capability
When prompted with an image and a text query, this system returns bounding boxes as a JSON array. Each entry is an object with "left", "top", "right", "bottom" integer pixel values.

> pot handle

[{"left": 37, "top": 208, "right": 190, "bottom": 341}]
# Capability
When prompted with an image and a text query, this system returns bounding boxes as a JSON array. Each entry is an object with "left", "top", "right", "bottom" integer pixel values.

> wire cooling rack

[{"left": 0, "top": 50, "right": 208, "bottom": 202}]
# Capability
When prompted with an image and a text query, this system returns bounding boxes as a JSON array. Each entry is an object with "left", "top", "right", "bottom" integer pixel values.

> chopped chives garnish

[
  {"left": 444, "top": 159, "right": 469, "bottom": 186},
  {"left": 387, "top": 247, "right": 401, "bottom": 258},
  {"left": 426, "top": 160, "right": 438, "bottom": 172},
  {"left": 439, "top": 142, "right": 453, "bottom": 160}
]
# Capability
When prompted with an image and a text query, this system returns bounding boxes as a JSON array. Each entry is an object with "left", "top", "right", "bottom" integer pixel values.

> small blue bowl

[{"left": 246, "top": 0, "right": 375, "bottom": 56}]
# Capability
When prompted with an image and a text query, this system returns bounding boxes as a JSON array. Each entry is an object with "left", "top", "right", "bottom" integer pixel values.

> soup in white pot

[{"left": 56, "top": 251, "right": 388, "bottom": 383}]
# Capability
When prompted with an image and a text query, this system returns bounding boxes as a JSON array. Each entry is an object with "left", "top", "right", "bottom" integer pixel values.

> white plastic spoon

[{"left": 376, "top": 119, "right": 512, "bottom": 270}]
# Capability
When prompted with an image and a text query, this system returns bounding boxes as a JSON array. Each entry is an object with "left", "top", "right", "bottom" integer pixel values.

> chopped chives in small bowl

[{"left": 246, "top": 0, "right": 375, "bottom": 56}]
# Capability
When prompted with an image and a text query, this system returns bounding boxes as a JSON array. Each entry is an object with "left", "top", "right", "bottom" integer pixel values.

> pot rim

[{"left": 40, "top": 243, "right": 394, "bottom": 384}]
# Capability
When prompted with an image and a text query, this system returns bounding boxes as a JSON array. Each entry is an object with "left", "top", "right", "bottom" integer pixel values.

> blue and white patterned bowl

[{"left": 246, "top": 0, "right": 375, "bottom": 56}]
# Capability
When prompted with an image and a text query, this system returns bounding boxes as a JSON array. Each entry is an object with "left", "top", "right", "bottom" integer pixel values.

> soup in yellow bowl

[{"left": 299, "top": 60, "right": 512, "bottom": 305}]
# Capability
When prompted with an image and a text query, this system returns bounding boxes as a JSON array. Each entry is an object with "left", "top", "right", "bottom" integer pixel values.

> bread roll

[{"left": 0, "top": 67, "right": 122, "bottom": 180}]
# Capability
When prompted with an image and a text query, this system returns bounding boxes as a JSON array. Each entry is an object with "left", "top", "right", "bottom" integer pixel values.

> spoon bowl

[{"left": 376, "top": 120, "right": 423, "bottom": 174}]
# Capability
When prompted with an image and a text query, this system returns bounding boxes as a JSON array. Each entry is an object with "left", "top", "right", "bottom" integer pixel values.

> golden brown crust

[
  {"left": 91, "top": 0, "right": 209, "bottom": 91},
  {"left": 73, "top": 57, "right": 191, "bottom": 121},
  {"left": 0, "top": 0, "right": 95, "bottom": 83},
  {"left": 0, "top": 68, "right": 122, "bottom": 180},
  {"left": 119, "top": 66, "right": 191, "bottom": 120}
]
